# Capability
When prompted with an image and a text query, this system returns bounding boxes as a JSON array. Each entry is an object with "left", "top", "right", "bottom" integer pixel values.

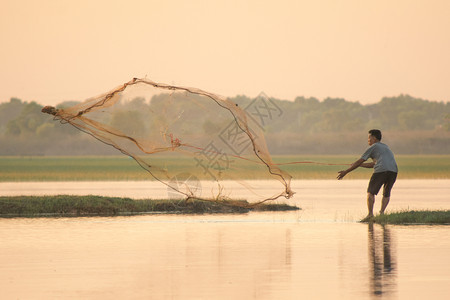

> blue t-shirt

[{"left": 361, "top": 142, "right": 398, "bottom": 173}]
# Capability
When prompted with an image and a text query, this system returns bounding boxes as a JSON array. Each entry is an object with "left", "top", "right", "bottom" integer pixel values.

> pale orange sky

[{"left": 1, "top": 0, "right": 449, "bottom": 105}]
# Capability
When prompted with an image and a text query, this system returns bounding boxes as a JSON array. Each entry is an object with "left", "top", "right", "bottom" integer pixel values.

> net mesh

[{"left": 42, "top": 78, "right": 294, "bottom": 205}]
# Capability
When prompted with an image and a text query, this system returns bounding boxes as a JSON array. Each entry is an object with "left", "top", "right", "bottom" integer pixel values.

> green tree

[
  {"left": 5, "top": 101, "right": 48, "bottom": 136},
  {"left": 0, "top": 98, "right": 25, "bottom": 129}
]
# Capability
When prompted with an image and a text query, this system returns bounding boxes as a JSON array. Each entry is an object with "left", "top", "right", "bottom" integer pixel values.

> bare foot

[{"left": 360, "top": 214, "right": 375, "bottom": 222}]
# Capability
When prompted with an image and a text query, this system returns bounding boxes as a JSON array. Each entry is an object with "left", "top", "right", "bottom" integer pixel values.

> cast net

[{"left": 42, "top": 78, "right": 293, "bottom": 206}]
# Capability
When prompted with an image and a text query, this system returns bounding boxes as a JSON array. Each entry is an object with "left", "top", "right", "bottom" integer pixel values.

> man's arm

[
  {"left": 337, "top": 158, "right": 366, "bottom": 180},
  {"left": 360, "top": 161, "right": 375, "bottom": 168}
]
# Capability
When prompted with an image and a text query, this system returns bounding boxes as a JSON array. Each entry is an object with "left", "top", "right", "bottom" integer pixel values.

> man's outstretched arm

[
  {"left": 360, "top": 161, "right": 375, "bottom": 168},
  {"left": 337, "top": 158, "right": 366, "bottom": 180}
]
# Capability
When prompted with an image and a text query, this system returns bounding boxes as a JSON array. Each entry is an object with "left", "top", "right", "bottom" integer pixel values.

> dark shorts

[{"left": 367, "top": 171, "right": 397, "bottom": 197}]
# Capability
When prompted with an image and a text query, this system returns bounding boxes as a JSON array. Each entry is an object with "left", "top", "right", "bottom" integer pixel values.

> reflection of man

[
  {"left": 368, "top": 224, "right": 396, "bottom": 296},
  {"left": 337, "top": 130, "right": 398, "bottom": 222}
]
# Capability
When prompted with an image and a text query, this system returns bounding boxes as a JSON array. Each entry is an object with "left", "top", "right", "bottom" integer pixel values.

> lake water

[{"left": 0, "top": 180, "right": 449, "bottom": 299}]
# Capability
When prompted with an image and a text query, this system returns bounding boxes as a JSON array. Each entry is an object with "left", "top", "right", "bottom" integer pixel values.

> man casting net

[{"left": 42, "top": 78, "right": 294, "bottom": 205}]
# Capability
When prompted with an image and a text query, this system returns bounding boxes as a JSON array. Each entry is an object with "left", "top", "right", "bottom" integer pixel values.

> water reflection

[
  {"left": 1, "top": 179, "right": 449, "bottom": 298},
  {"left": 368, "top": 223, "right": 397, "bottom": 297}
]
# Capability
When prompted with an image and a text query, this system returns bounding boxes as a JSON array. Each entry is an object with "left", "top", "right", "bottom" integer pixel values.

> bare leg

[
  {"left": 362, "top": 193, "right": 375, "bottom": 222},
  {"left": 380, "top": 196, "right": 390, "bottom": 215}
]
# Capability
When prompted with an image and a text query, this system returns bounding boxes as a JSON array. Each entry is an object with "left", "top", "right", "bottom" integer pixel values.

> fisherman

[{"left": 337, "top": 129, "right": 398, "bottom": 222}]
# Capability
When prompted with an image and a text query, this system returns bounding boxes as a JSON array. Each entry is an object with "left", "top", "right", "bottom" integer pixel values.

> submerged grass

[
  {"left": 0, "top": 195, "right": 299, "bottom": 218},
  {"left": 372, "top": 210, "right": 450, "bottom": 225}
]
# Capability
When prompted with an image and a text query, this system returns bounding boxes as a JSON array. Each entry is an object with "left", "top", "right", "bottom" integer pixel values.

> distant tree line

[
  {"left": 232, "top": 94, "right": 449, "bottom": 132},
  {"left": 0, "top": 94, "right": 448, "bottom": 155}
]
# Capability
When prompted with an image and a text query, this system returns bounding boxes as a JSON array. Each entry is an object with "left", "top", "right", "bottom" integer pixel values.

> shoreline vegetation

[
  {"left": 1, "top": 96, "right": 449, "bottom": 156},
  {"left": 0, "top": 195, "right": 299, "bottom": 218},
  {"left": 366, "top": 210, "right": 450, "bottom": 225},
  {"left": 1, "top": 155, "right": 449, "bottom": 181}
]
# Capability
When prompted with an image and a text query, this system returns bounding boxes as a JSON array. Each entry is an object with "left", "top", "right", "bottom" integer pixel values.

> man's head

[{"left": 368, "top": 129, "right": 382, "bottom": 145}]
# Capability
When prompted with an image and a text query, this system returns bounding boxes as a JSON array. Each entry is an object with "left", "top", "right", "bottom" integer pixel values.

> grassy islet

[
  {"left": 371, "top": 210, "right": 450, "bottom": 225},
  {"left": 0, "top": 195, "right": 299, "bottom": 218}
]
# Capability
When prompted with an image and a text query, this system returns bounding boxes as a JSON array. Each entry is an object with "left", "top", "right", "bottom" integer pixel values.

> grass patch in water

[
  {"left": 0, "top": 195, "right": 299, "bottom": 218},
  {"left": 371, "top": 210, "right": 450, "bottom": 225}
]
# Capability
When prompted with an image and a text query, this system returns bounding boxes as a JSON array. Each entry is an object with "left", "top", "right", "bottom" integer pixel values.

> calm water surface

[{"left": 0, "top": 180, "right": 449, "bottom": 299}]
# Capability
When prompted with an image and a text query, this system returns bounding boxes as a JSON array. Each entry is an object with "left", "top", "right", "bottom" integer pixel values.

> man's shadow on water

[{"left": 367, "top": 223, "right": 397, "bottom": 297}]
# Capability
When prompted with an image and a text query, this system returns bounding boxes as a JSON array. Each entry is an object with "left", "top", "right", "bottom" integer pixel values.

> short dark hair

[{"left": 369, "top": 129, "right": 382, "bottom": 141}]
